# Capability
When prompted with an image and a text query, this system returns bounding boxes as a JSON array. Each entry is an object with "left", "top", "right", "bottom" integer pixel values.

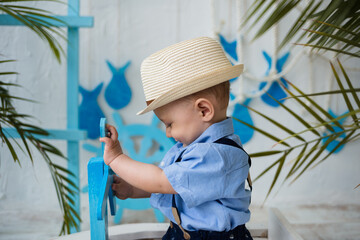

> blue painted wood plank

[
  {"left": 97, "top": 118, "right": 116, "bottom": 220},
  {"left": 88, "top": 157, "right": 108, "bottom": 240},
  {"left": 67, "top": 26, "right": 81, "bottom": 232},
  {"left": 0, "top": 15, "right": 93, "bottom": 27},
  {"left": 67, "top": 0, "right": 81, "bottom": 232},
  {"left": 2, "top": 128, "right": 87, "bottom": 141},
  {"left": 68, "top": 0, "right": 80, "bottom": 16}
]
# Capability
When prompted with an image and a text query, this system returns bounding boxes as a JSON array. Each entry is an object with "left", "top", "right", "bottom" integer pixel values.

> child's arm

[
  {"left": 112, "top": 175, "right": 151, "bottom": 199},
  {"left": 100, "top": 124, "right": 176, "bottom": 195}
]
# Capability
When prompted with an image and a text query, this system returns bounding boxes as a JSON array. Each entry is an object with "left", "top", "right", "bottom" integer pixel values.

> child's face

[{"left": 154, "top": 98, "right": 208, "bottom": 147}]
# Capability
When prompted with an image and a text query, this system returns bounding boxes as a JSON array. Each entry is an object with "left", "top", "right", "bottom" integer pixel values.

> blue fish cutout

[
  {"left": 79, "top": 83, "right": 105, "bottom": 139},
  {"left": 104, "top": 60, "right": 132, "bottom": 110},
  {"left": 232, "top": 98, "right": 254, "bottom": 145},
  {"left": 259, "top": 51, "right": 290, "bottom": 107},
  {"left": 322, "top": 109, "right": 348, "bottom": 153},
  {"left": 219, "top": 34, "right": 238, "bottom": 61}
]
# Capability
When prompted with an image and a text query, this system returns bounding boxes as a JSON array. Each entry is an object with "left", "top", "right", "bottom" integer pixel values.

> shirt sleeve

[{"left": 163, "top": 143, "right": 249, "bottom": 208}]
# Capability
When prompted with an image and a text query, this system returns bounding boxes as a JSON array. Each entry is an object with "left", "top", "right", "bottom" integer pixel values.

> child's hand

[
  {"left": 112, "top": 175, "right": 134, "bottom": 200},
  {"left": 99, "top": 124, "right": 123, "bottom": 165}
]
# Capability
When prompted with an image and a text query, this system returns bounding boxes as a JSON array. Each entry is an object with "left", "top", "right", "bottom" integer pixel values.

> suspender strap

[
  {"left": 171, "top": 137, "right": 252, "bottom": 237},
  {"left": 214, "top": 138, "right": 251, "bottom": 167},
  {"left": 172, "top": 195, "right": 191, "bottom": 239},
  {"left": 214, "top": 137, "right": 252, "bottom": 191},
  {"left": 172, "top": 150, "right": 191, "bottom": 239}
]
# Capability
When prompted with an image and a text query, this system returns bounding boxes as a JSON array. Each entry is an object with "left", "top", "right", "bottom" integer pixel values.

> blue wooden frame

[
  {"left": 87, "top": 118, "right": 116, "bottom": 239},
  {"left": 88, "top": 157, "right": 109, "bottom": 239},
  {"left": 0, "top": 15, "right": 93, "bottom": 27},
  {"left": 0, "top": 0, "right": 93, "bottom": 233}
]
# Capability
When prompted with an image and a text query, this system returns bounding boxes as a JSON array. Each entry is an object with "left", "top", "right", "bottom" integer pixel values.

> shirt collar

[{"left": 176, "top": 117, "right": 234, "bottom": 149}]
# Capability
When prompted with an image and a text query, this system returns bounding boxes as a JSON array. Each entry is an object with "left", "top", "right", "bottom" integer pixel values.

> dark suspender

[
  {"left": 171, "top": 137, "right": 252, "bottom": 239},
  {"left": 214, "top": 137, "right": 252, "bottom": 168}
]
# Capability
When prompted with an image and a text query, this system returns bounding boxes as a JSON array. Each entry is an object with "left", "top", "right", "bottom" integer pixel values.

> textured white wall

[{"left": 0, "top": 0, "right": 359, "bottom": 238}]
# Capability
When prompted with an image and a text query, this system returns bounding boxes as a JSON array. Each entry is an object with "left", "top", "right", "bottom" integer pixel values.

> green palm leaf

[
  {"left": 288, "top": 140, "right": 322, "bottom": 183},
  {"left": 283, "top": 88, "right": 360, "bottom": 98},
  {"left": 296, "top": 43, "right": 360, "bottom": 58},
  {"left": 242, "top": 0, "right": 360, "bottom": 57},
  {"left": 265, "top": 151, "right": 290, "bottom": 199},
  {"left": 234, "top": 65, "right": 359, "bottom": 198},
  {"left": 313, "top": 130, "right": 356, "bottom": 169},
  {"left": 337, "top": 59, "right": 360, "bottom": 111},
  {"left": 232, "top": 116, "right": 290, "bottom": 147},
  {"left": 253, "top": 0, "right": 301, "bottom": 41},
  {"left": 285, "top": 143, "right": 308, "bottom": 180},
  {"left": 330, "top": 61, "right": 357, "bottom": 126},
  {"left": 279, "top": 1, "right": 322, "bottom": 50},
  {"left": 238, "top": 0, "right": 360, "bottom": 199},
  {"left": 266, "top": 93, "right": 321, "bottom": 137},
  {"left": 284, "top": 80, "right": 341, "bottom": 131},
  {"left": 249, "top": 150, "right": 283, "bottom": 158},
  {"left": 292, "top": 134, "right": 339, "bottom": 182},
  {"left": 276, "top": 110, "right": 359, "bottom": 146},
  {"left": 244, "top": 103, "right": 306, "bottom": 142},
  {"left": 0, "top": 1, "right": 66, "bottom": 62},
  {"left": 0, "top": 59, "right": 79, "bottom": 233}
]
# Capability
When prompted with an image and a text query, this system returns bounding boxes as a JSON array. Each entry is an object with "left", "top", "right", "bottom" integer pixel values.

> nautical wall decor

[
  {"left": 232, "top": 98, "right": 254, "bottom": 145},
  {"left": 321, "top": 109, "right": 348, "bottom": 154},
  {"left": 79, "top": 83, "right": 105, "bottom": 139},
  {"left": 104, "top": 61, "right": 132, "bottom": 110},
  {"left": 258, "top": 51, "right": 290, "bottom": 107}
]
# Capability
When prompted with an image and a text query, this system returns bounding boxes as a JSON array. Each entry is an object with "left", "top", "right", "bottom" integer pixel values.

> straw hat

[{"left": 137, "top": 36, "right": 244, "bottom": 115}]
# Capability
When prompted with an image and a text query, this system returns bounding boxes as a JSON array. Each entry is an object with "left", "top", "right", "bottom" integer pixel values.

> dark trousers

[{"left": 162, "top": 222, "right": 253, "bottom": 240}]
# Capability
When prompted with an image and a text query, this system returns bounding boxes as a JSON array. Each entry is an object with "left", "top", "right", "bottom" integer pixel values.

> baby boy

[{"left": 100, "top": 37, "right": 252, "bottom": 240}]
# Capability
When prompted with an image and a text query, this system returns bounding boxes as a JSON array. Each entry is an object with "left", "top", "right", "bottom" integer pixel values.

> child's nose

[{"left": 166, "top": 128, "right": 172, "bottom": 138}]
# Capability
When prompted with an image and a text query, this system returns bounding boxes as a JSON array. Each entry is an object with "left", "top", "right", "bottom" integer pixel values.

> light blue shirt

[{"left": 150, "top": 118, "right": 251, "bottom": 231}]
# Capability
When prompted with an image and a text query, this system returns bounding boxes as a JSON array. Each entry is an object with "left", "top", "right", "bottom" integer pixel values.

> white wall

[{"left": 0, "top": 0, "right": 359, "bottom": 238}]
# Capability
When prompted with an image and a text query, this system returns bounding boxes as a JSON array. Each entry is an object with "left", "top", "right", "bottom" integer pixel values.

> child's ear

[{"left": 195, "top": 98, "right": 214, "bottom": 122}]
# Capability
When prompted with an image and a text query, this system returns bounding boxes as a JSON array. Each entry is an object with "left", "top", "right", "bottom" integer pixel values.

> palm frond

[
  {"left": 243, "top": 103, "right": 306, "bottom": 142},
  {"left": 253, "top": 0, "right": 301, "bottom": 41},
  {"left": 232, "top": 116, "right": 290, "bottom": 147},
  {"left": 0, "top": 0, "right": 67, "bottom": 62},
  {"left": 234, "top": 61, "right": 360, "bottom": 197},
  {"left": 282, "top": 88, "right": 360, "bottom": 99},
  {"left": 262, "top": 152, "right": 286, "bottom": 200},
  {"left": 242, "top": 0, "right": 360, "bottom": 57},
  {"left": 0, "top": 60, "right": 79, "bottom": 234}
]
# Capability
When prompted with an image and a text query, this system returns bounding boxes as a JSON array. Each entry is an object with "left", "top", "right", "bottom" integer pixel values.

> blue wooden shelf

[
  {"left": 3, "top": 128, "right": 87, "bottom": 141},
  {"left": 0, "top": 15, "right": 93, "bottom": 27}
]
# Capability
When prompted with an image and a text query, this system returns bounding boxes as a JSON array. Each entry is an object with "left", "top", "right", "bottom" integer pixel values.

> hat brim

[{"left": 137, "top": 64, "right": 244, "bottom": 115}]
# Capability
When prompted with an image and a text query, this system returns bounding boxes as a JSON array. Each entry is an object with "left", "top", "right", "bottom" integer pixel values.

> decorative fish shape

[
  {"left": 232, "top": 98, "right": 254, "bottom": 145},
  {"left": 104, "top": 60, "right": 132, "bottom": 110},
  {"left": 218, "top": 34, "right": 238, "bottom": 61},
  {"left": 322, "top": 109, "right": 347, "bottom": 153},
  {"left": 219, "top": 34, "right": 241, "bottom": 83},
  {"left": 259, "top": 51, "right": 290, "bottom": 107},
  {"left": 79, "top": 82, "right": 105, "bottom": 139}
]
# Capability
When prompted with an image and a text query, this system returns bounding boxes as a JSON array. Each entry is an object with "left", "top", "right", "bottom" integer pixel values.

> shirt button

[
  {"left": 229, "top": 234, "right": 234, "bottom": 239},
  {"left": 160, "top": 162, "right": 165, "bottom": 167}
]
